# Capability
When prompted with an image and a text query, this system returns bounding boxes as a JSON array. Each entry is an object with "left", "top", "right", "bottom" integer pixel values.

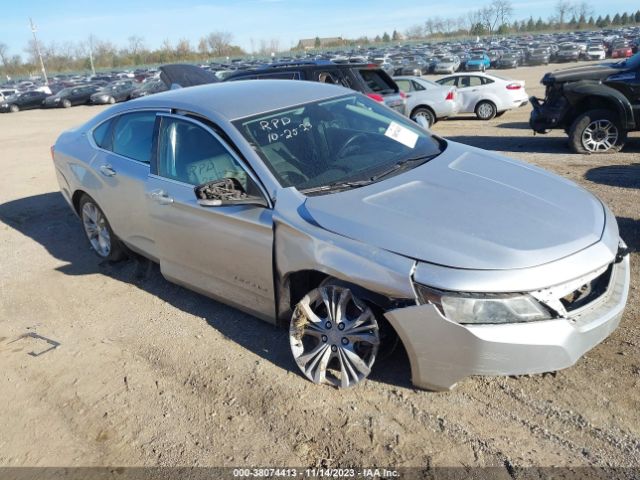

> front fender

[
  {"left": 563, "top": 81, "right": 634, "bottom": 129},
  {"left": 272, "top": 188, "right": 416, "bottom": 322}
]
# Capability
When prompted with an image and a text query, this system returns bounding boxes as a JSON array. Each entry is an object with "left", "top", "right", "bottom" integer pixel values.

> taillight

[
  {"left": 445, "top": 90, "right": 455, "bottom": 101},
  {"left": 399, "top": 91, "right": 407, "bottom": 100},
  {"left": 366, "top": 93, "right": 384, "bottom": 102},
  {"left": 50, "top": 145, "right": 55, "bottom": 161},
  {"left": 506, "top": 83, "right": 522, "bottom": 90}
]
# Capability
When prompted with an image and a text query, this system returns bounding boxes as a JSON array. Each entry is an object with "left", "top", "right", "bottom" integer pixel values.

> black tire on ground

[
  {"left": 475, "top": 100, "right": 497, "bottom": 120},
  {"left": 411, "top": 107, "right": 436, "bottom": 127},
  {"left": 9, "top": 104, "right": 19, "bottom": 113},
  {"left": 78, "top": 194, "right": 127, "bottom": 261},
  {"left": 568, "top": 109, "right": 627, "bottom": 154},
  {"left": 108, "top": 96, "right": 116, "bottom": 104},
  {"left": 62, "top": 99, "right": 71, "bottom": 108}
]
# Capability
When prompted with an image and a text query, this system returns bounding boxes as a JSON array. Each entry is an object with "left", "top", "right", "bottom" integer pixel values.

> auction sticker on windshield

[{"left": 384, "top": 121, "right": 418, "bottom": 148}]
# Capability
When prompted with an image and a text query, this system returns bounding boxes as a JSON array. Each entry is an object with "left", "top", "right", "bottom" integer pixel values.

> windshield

[
  {"left": 233, "top": 94, "right": 444, "bottom": 193},
  {"left": 614, "top": 52, "right": 640, "bottom": 70}
]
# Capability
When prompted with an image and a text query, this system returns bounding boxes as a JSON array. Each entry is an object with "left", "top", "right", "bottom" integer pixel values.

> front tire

[
  {"left": 78, "top": 194, "right": 126, "bottom": 261},
  {"left": 410, "top": 107, "right": 436, "bottom": 127},
  {"left": 62, "top": 99, "right": 71, "bottom": 108},
  {"left": 108, "top": 96, "right": 116, "bottom": 104},
  {"left": 290, "top": 285, "right": 380, "bottom": 388},
  {"left": 568, "top": 109, "right": 626, "bottom": 154},
  {"left": 9, "top": 104, "right": 19, "bottom": 113},
  {"left": 475, "top": 100, "right": 497, "bottom": 120}
]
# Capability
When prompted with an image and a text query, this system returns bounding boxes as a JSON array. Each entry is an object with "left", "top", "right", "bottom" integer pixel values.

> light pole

[
  {"left": 29, "top": 17, "right": 49, "bottom": 85},
  {"left": 88, "top": 35, "right": 96, "bottom": 77}
]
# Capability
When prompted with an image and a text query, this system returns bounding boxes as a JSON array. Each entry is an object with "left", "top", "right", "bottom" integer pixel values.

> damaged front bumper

[
  {"left": 384, "top": 254, "right": 630, "bottom": 391},
  {"left": 529, "top": 95, "right": 567, "bottom": 133}
]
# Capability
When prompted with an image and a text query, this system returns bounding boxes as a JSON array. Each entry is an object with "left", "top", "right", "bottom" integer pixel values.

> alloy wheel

[
  {"left": 81, "top": 202, "right": 111, "bottom": 257},
  {"left": 581, "top": 119, "right": 619, "bottom": 152},
  {"left": 290, "top": 285, "right": 379, "bottom": 388}
]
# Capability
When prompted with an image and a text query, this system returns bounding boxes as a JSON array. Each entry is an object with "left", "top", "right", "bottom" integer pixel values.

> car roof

[{"left": 98, "top": 80, "right": 351, "bottom": 122}]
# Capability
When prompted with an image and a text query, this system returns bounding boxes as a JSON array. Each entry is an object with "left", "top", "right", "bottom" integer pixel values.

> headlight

[
  {"left": 414, "top": 285, "right": 553, "bottom": 325},
  {"left": 53, "top": 98, "right": 61, "bottom": 102}
]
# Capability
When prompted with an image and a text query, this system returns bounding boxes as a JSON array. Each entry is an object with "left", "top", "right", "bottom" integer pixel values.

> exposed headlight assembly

[{"left": 414, "top": 284, "right": 554, "bottom": 325}]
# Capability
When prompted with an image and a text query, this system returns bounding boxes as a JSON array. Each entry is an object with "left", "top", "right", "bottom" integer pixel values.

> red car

[{"left": 611, "top": 44, "right": 633, "bottom": 58}]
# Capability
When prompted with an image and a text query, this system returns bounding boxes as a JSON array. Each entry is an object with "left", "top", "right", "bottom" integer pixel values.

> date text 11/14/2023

[{"left": 232, "top": 468, "right": 400, "bottom": 478}]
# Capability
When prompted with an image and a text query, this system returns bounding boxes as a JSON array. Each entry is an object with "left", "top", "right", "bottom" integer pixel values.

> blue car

[{"left": 465, "top": 53, "right": 490, "bottom": 72}]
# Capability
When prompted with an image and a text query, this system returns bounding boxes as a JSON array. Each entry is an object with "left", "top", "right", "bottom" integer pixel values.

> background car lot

[{"left": 0, "top": 63, "right": 638, "bottom": 469}]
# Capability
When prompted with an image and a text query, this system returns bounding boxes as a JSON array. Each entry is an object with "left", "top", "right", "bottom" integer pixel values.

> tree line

[{"left": 0, "top": 31, "right": 248, "bottom": 78}]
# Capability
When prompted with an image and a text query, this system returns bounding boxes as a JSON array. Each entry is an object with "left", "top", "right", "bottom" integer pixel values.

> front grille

[{"left": 561, "top": 265, "right": 613, "bottom": 312}]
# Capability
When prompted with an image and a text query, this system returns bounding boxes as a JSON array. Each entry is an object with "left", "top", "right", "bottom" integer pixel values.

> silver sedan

[{"left": 52, "top": 79, "right": 630, "bottom": 391}]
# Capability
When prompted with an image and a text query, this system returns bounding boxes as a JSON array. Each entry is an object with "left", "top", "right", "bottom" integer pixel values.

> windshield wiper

[
  {"left": 369, "top": 154, "right": 435, "bottom": 182},
  {"left": 301, "top": 179, "right": 372, "bottom": 194}
]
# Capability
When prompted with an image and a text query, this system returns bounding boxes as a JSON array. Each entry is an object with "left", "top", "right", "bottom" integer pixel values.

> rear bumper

[{"left": 385, "top": 255, "right": 630, "bottom": 391}]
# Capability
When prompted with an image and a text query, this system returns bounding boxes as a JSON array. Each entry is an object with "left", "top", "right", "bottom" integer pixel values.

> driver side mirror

[{"left": 195, "top": 177, "right": 268, "bottom": 208}]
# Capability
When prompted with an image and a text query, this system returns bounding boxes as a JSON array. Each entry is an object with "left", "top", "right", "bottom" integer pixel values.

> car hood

[
  {"left": 302, "top": 142, "right": 604, "bottom": 270},
  {"left": 544, "top": 62, "right": 621, "bottom": 83}
]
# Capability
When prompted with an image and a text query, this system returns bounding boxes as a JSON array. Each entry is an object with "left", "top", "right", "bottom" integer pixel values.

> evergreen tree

[
  {"left": 587, "top": 16, "right": 595, "bottom": 26},
  {"left": 612, "top": 13, "right": 621, "bottom": 25},
  {"left": 620, "top": 13, "right": 629, "bottom": 24},
  {"left": 635, "top": 10, "right": 640, "bottom": 23},
  {"left": 382, "top": 32, "right": 390, "bottom": 43},
  {"left": 374, "top": 35, "right": 381, "bottom": 43},
  {"left": 603, "top": 14, "right": 611, "bottom": 25},
  {"left": 578, "top": 14, "right": 586, "bottom": 26},
  {"left": 392, "top": 30, "right": 400, "bottom": 41},
  {"left": 526, "top": 16, "right": 535, "bottom": 31},
  {"left": 535, "top": 17, "right": 544, "bottom": 30}
]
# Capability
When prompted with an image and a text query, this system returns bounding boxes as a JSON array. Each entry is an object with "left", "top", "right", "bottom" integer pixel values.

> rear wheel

[
  {"left": 78, "top": 194, "right": 126, "bottom": 261},
  {"left": 410, "top": 107, "right": 436, "bottom": 127},
  {"left": 290, "top": 284, "right": 380, "bottom": 388},
  {"left": 62, "top": 99, "right": 71, "bottom": 108},
  {"left": 9, "top": 104, "right": 19, "bottom": 113},
  {"left": 475, "top": 100, "right": 497, "bottom": 120},
  {"left": 568, "top": 109, "right": 626, "bottom": 154}
]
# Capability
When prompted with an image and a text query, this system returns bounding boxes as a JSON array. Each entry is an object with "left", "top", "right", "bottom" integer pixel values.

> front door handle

[
  {"left": 99, "top": 164, "right": 116, "bottom": 177},
  {"left": 149, "top": 189, "right": 174, "bottom": 205}
]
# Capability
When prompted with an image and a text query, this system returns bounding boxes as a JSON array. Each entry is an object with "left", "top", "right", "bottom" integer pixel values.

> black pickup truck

[{"left": 530, "top": 53, "right": 640, "bottom": 153}]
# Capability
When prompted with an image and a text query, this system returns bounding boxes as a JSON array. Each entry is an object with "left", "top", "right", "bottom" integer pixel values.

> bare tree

[
  {"left": 555, "top": 0, "right": 572, "bottom": 26},
  {"left": 205, "top": 31, "right": 233, "bottom": 57},
  {"left": 0, "top": 43, "right": 8, "bottom": 69},
  {"left": 175, "top": 38, "right": 192, "bottom": 60},
  {"left": 571, "top": 1, "right": 593, "bottom": 20},
  {"left": 492, "top": 0, "right": 514, "bottom": 27},
  {"left": 127, "top": 35, "right": 145, "bottom": 56}
]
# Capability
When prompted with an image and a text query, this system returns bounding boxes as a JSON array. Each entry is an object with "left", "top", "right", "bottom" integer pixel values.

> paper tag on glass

[{"left": 384, "top": 121, "right": 418, "bottom": 149}]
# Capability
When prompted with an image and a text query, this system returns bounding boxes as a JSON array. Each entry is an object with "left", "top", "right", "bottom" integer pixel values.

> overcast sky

[{"left": 2, "top": 0, "right": 635, "bottom": 55}]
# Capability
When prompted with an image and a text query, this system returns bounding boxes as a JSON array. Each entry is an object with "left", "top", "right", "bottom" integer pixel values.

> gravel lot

[{"left": 0, "top": 63, "right": 638, "bottom": 473}]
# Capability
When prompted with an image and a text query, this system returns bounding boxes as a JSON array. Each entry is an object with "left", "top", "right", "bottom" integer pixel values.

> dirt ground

[{"left": 0, "top": 62, "right": 638, "bottom": 473}]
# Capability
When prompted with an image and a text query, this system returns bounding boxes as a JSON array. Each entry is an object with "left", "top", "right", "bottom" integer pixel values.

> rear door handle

[
  {"left": 99, "top": 164, "right": 116, "bottom": 177},
  {"left": 149, "top": 189, "right": 174, "bottom": 205}
]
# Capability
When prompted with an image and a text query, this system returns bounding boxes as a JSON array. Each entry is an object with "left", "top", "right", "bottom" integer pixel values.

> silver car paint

[
  {"left": 53, "top": 80, "right": 630, "bottom": 390},
  {"left": 394, "top": 76, "right": 460, "bottom": 120},
  {"left": 303, "top": 141, "right": 606, "bottom": 271}
]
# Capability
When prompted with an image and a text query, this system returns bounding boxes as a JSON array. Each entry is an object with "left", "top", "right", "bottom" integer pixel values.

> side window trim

[{"left": 153, "top": 112, "right": 272, "bottom": 208}]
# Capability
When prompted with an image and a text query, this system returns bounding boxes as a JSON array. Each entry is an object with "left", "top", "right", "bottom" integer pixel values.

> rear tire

[
  {"left": 78, "top": 194, "right": 127, "bottom": 261},
  {"left": 568, "top": 109, "right": 626, "bottom": 154},
  {"left": 475, "top": 100, "right": 497, "bottom": 120},
  {"left": 62, "top": 99, "right": 71, "bottom": 108},
  {"left": 410, "top": 107, "right": 436, "bottom": 127}
]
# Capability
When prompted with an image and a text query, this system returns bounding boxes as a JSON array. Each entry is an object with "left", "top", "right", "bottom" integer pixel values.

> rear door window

[
  {"left": 92, "top": 119, "right": 114, "bottom": 149},
  {"left": 111, "top": 112, "right": 157, "bottom": 163},
  {"left": 356, "top": 69, "right": 397, "bottom": 94}
]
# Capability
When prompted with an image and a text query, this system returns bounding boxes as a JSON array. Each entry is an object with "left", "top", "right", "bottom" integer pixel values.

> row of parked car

[{"left": 0, "top": 74, "right": 168, "bottom": 113}]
